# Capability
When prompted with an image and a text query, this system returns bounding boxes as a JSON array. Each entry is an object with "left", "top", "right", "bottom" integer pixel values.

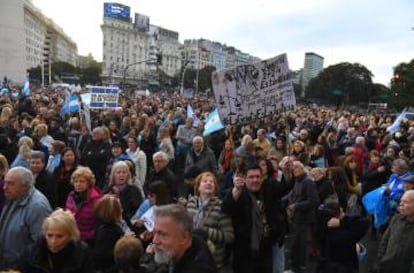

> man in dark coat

[
  {"left": 80, "top": 127, "right": 111, "bottom": 189},
  {"left": 284, "top": 161, "right": 319, "bottom": 273},
  {"left": 30, "top": 151, "right": 58, "bottom": 209},
  {"left": 145, "top": 151, "right": 178, "bottom": 198},
  {"left": 221, "top": 164, "right": 289, "bottom": 273},
  {"left": 376, "top": 190, "right": 414, "bottom": 273}
]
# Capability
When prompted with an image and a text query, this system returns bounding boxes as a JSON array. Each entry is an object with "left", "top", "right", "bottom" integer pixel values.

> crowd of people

[{"left": 0, "top": 86, "right": 414, "bottom": 273}]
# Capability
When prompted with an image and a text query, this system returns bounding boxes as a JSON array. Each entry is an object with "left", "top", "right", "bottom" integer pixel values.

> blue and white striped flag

[
  {"left": 387, "top": 109, "right": 408, "bottom": 134},
  {"left": 203, "top": 108, "right": 224, "bottom": 137},
  {"left": 187, "top": 105, "right": 201, "bottom": 127},
  {"left": 23, "top": 76, "right": 30, "bottom": 95},
  {"left": 61, "top": 93, "right": 91, "bottom": 114}
]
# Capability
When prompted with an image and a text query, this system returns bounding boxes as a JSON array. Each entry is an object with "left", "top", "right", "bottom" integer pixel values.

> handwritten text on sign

[
  {"left": 89, "top": 86, "right": 119, "bottom": 109},
  {"left": 211, "top": 53, "right": 296, "bottom": 125}
]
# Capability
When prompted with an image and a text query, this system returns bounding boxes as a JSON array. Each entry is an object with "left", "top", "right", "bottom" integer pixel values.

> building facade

[
  {"left": 0, "top": 0, "right": 77, "bottom": 85},
  {"left": 301, "top": 52, "right": 324, "bottom": 97}
]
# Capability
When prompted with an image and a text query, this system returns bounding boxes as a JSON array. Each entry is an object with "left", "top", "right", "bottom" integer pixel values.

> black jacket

[
  {"left": 318, "top": 215, "right": 369, "bottom": 272},
  {"left": 285, "top": 174, "right": 320, "bottom": 224},
  {"left": 53, "top": 164, "right": 77, "bottom": 208},
  {"left": 35, "top": 169, "right": 58, "bottom": 209},
  {"left": 172, "top": 234, "right": 217, "bottom": 273},
  {"left": 24, "top": 239, "right": 95, "bottom": 273},
  {"left": 93, "top": 221, "right": 124, "bottom": 272},
  {"left": 80, "top": 139, "right": 111, "bottom": 188},
  {"left": 104, "top": 184, "right": 143, "bottom": 224},
  {"left": 377, "top": 214, "right": 414, "bottom": 273},
  {"left": 145, "top": 167, "right": 178, "bottom": 198}
]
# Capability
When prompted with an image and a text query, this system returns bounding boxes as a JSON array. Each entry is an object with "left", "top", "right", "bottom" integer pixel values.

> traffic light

[{"left": 156, "top": 53, "right": 162, "bottom": 65}]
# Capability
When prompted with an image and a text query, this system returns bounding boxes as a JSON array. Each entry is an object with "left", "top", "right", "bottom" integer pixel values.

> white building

[
  {"left": 301, "top": 52, "right": 324, "bottom": 97},
  {"left": 0, "top": 0, "right": 77, "bottom": 85},
  {"left": 101, "top": 3, "right": 182, "bottom": 87}
]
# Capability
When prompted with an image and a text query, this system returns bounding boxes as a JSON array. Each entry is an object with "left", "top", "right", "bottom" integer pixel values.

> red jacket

[{"left": 66, "top": 186, "right": 102, "bottom": 242}]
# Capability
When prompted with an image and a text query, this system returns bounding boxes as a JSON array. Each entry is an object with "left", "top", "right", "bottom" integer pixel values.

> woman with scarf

[
  {"left": 186, "top": 172, "right": 234, "bottom": 269},
  {"left": 104, "top": 161, "right": 142, "bottom": 228},
  {"left": 65, "top": 166, "right": 102, "bottom": 246}
]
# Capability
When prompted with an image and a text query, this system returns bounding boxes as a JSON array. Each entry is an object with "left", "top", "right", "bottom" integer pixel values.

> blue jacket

[{"left": 0, "top": 188, "right": 52, "bottom": 269}]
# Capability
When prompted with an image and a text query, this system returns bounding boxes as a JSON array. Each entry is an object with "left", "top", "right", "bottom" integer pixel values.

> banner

[
  {"left": 182, "top": 89, "right": 194, "bottom": 99},
  {"left": 211, "top": 53, "right": 296, "bottom": 125},
  {"left": 89, "top": 86, "right": 119, "bottom": 109}
]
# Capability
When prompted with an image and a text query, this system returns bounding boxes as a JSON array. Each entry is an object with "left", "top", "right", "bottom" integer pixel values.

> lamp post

[{"left": 180, "top": 60, "right": 190, "bottom": 95}]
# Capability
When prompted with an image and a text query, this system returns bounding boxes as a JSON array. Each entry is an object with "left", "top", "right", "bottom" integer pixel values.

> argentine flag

[
  {"left": 387, "top": 109, "right": 408, "bottom": 134},
  {"left": 187, "top": 105, "right": 201, "bottom": 127},
  {"left": 61, "top": 93, "right": 91, "bottom": 114},
  {"left": 203, "top": 108, "right": 224, "bottom": 137},
  {"left": 23, "top": 76, "right": 30, "bottom": 95}
]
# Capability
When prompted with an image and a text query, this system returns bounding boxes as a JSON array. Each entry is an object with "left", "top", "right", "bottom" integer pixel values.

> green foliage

[
  {"left": 390, "top": 59, "right": 414, "bottom": 110},
  {"left": 306, "top": 62, "right": 373, "bottom": 105}
]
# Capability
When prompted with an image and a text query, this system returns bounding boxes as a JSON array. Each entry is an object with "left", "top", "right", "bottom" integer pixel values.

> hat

[{"left": 403, "top": 174, "right": 414, "bottom": 185}]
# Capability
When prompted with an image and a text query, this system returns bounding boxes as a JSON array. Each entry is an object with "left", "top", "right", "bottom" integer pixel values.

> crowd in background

[{"left": 0, "top": 86, "right": 414, "bottom": 273}]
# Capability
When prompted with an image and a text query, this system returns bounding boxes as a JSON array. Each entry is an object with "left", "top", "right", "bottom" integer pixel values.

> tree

[
  {"left": 390, "top": 59, "right": 414, "bottom": 110},
  {"left": 78, "top": 61, "right": 102, "bottom": 85},
  {"left": 306, "top": 62, "right": 373, "bottom": 105}
]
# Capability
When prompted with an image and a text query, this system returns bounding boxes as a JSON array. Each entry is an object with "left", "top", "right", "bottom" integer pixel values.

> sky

[{"left": 32, "top": 0, "right": 414, "bottom": 85}]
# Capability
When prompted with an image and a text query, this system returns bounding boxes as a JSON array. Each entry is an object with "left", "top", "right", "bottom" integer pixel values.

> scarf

[
  {"left": 193, "top": 197, "right": 210, "bottom": 228},
  {"left": 222, "top": 149, "right": 233, "bottom": 172},
  {"left": 248, "top": 191, "right": 263, "bottom": 252},
  {"left": 73, "top": 190, "right": 88, "bottom": 208}
]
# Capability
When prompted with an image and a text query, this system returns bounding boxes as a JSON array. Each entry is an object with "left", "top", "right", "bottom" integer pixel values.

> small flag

[
  {"left": 387, "top": 109, "right": 408, "bottom": 134},
  {"left": 203, "top": 108, "right": 224, "bottom": 137},
  {"left": 23, "top": 76, "right": 30, "bottom": 95},
  {"left": 187, "top": 105, "right": 201, "bottom": 127}
]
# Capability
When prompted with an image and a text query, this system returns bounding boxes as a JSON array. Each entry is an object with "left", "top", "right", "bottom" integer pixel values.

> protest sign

[
  {"left": 211, "top": 53, "right": 296, "bottom": 125},
  {"left": 89, "top": 86, "right": 119, "bottom": 109}
]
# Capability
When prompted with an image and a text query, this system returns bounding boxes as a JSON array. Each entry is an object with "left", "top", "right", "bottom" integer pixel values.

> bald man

[{"left": 377, "top": 190, "right": 414, "bottom": 273}]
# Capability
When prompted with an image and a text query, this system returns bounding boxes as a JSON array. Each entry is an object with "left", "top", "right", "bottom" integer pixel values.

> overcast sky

[{"left": 32, "top": 0, "right": 414, "bottom": 85}]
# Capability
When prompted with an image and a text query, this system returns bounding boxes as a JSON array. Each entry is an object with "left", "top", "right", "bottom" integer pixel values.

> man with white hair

[
  {"left": 376, "top": 190, "right": 414, "bottom": 273},
  {"left": 284, "top": 161, "right": 319, "bottom": 273},
  {"left": 0, "top": 167, "right": 52, "bottom": 269},
  {"left": 185, "top": 136, "right": 217, "bottom": 175},
  {"left": 145, "top": 151, "right": 178, "bottom": 198}
]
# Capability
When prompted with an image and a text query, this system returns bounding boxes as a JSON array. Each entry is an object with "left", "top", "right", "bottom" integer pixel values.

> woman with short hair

[
  {"left": 186, "top": 171, "right": 234, "bottom": 269},
  {"left": 65, "top": 166, "right": 102, "bottom": 245},
  {"left": 24, "top": 208, "right": 95, "bottom": 273}
]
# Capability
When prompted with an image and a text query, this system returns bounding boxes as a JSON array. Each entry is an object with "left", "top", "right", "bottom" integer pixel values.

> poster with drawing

[{"left": 211, "top": 53, "right": 296, "bottom": 125}]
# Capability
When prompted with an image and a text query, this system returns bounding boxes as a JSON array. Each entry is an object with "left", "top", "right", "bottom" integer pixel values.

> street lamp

[{"left": 180, "top": 60, "right": 190, "bottom": 95}]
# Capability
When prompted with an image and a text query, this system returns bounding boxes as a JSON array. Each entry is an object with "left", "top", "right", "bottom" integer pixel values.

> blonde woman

[
  {"left": 65, "top": 166, "right": 102, "bottom": 245},
  {"left": 104, "top": 161, "right": 142, "bottom": 225},
  {"left": 24, "top": 209, "right": 95, "bottom": 273},
  {"left": 186, "top": 172, "right": 234, "bottom": 269},
  {"left": 33, "top": 123, "right": 54, "bottom": 148},
  {"left": 11, "top": 136, "right": 33, "bottom": 169}
]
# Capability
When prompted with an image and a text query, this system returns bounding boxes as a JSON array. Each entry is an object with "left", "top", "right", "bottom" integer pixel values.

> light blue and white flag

[
  {"left": 387, "top": 109, "right": 408, "bottom": 134},
  {"left": 203, "top": 108, "right": 224, "bottom": 137},
  {"left": 187, "top": 105, "right": 201, "bottom": 127},
  {"left": 61, "top": 93, "right": 91, "bottom": 114},
  {"left": 23, "top": 76, "right": 30, "bottom": 95}
]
